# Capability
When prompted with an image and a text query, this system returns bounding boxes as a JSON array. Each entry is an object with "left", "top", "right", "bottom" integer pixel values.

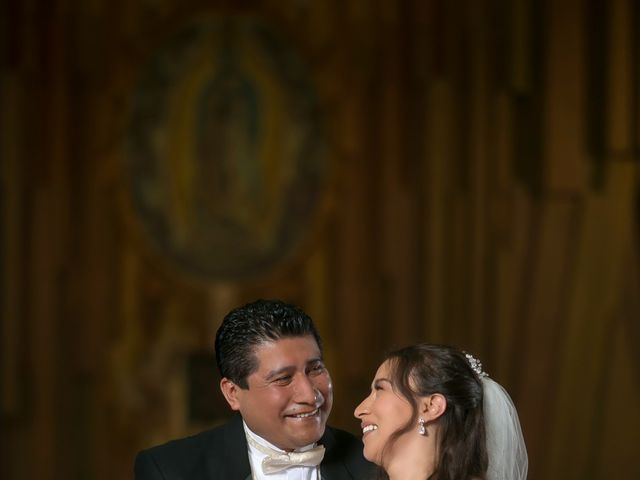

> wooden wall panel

[{"left": 1, "top": 1, "right": 639, "bottom": 479}]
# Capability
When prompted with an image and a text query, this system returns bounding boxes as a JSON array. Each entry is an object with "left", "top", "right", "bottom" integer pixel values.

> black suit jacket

[{"left": 134, "top": 414, "right": 373, "bottom": 480}]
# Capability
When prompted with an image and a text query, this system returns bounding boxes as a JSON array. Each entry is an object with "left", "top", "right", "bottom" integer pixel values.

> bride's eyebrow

[{"left": 372, "top": 378, "right": 392, "bottom": 389}]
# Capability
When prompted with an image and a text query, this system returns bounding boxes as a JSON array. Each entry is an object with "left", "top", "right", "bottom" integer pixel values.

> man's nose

[{"left": 293, "top": 374, "right": 321, "bottom": 404}]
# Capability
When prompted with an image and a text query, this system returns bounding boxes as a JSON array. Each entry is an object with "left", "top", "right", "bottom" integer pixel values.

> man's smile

[{"left": 285, "top": 408, "right": 321, "bottom": 419}]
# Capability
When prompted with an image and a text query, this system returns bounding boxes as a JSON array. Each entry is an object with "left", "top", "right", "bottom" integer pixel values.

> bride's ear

[{"left": 420, "top": 393, "right": 447, "bottom": 421}]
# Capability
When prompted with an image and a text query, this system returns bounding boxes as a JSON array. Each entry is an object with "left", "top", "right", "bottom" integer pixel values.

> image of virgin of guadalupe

[{"left": 129, "top": 17, "right": 327, "bottom": 279}]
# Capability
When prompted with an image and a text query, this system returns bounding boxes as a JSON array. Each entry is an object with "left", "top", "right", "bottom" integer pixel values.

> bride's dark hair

[{"left": 379, "top": 344, "right": 488, "bottom": 480}]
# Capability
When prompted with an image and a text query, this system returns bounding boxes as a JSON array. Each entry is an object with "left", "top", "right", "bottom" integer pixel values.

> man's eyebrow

[
  {"left": 264, "top": 358, "right": 324, "bottom": 380},
  {"left": 264, "top": 366, "right": 294, "bottom": 380}
]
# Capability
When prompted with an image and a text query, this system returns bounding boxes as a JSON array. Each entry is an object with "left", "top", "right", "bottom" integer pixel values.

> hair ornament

[{"left": 464, "top": 352, "right": 489, "bottom": 378}]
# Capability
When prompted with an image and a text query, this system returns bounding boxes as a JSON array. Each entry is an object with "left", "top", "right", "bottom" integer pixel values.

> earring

[{"left": 418, "top": 418, "right": 427, "bottom": 436}]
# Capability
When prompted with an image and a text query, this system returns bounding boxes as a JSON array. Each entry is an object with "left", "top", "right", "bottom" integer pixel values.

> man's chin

[{"left": 283, "top": 422, "right": 327, "bottom": 447}]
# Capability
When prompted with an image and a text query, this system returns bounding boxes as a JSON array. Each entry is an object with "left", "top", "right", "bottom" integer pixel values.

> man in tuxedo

[{"left": 135, "top": 299, "right": 373, "bottom": 479}]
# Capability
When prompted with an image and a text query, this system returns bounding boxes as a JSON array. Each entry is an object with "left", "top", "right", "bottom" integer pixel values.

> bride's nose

[{"left": 354, "top": 392, "right": 372, "bottom": 418}]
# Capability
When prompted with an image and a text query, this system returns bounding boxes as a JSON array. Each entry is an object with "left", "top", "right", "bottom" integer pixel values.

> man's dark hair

[{"left": 214, "top": 299, "right": 323, "bottom": 389}]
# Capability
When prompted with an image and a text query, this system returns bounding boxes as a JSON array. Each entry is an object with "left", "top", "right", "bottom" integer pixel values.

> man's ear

[
  {"left": 220, "top": 378, "right": 242, "bottom": 411},
  {"left": 420, "top": 393, "right": 447, "bottom": 422}
]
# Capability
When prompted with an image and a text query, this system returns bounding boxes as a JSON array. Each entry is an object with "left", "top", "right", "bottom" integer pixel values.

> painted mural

[{"left": 127, "top": 16, "right": 327, "bottom": 279}]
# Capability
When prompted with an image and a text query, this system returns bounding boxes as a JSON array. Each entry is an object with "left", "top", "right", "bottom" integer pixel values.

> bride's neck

[
  {"left": 385, "top": 438, "right": 436, "bottom": 480},
  {"left": 387, "top": 461, "right": 434, "bottom": 480},
  {"left": 388, "top": 467, "right": 432, "bottom": 480}
]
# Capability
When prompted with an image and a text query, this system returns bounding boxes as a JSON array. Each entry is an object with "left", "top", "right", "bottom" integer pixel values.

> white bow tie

[{"left": 246, "top": 435, "right": 325, "bottom": 474}]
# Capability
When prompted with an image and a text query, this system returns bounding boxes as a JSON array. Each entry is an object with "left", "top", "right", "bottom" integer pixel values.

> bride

[{"left": 354, "top": 344, "right": 528, "bottom": 480}]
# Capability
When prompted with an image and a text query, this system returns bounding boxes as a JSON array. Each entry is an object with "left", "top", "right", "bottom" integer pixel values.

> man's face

[{"left": 221, "top": 335, "right": 333, "bottom": 451}]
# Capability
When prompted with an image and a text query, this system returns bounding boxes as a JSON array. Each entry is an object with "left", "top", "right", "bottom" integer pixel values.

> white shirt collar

[{"left": 242, "top": 421, "right": 320, "bottom": 480}]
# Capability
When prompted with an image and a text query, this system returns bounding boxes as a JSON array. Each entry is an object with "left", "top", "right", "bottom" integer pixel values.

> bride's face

[{"left": 354, "top": 360, "right": 414, "bottom": 465}]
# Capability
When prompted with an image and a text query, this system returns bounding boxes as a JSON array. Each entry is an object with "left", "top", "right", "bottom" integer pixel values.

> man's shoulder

[
  {"left": 324, "top": 425, "right": 362, "bottom": 450},
  {"left": 142, "top": 425, "right": 224, "bottom": 458},
  {"left": 134, "top": 421, "right": 239, "bottom": 479},
  {"left": 324, "top": 425, "right": 374, "bottom": 479}
]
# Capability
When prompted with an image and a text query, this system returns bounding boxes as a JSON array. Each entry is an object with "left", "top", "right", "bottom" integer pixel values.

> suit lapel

[
  {"left": 195, "top": 414, "right": 252, "bottom": 480},
  {"left": 221, "top": 415, "right": 253, "bottom": 479},
  {"left": 319, "top": 427, "right": 349, "bottom": 480}
]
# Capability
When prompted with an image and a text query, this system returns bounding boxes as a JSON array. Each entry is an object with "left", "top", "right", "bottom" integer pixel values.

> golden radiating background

[{"left": 1, "top": 0, "right": 639, "bottom": 479}]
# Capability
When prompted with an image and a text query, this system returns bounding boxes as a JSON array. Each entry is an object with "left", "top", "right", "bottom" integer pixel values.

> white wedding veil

[{"left": 482, "top": 377, "right": 528, "bottom": 480}]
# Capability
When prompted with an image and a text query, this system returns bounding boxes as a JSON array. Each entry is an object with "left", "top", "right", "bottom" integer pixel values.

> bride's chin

[{"left": 362, "top": 448, "right": 380, "bottom": 465}]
